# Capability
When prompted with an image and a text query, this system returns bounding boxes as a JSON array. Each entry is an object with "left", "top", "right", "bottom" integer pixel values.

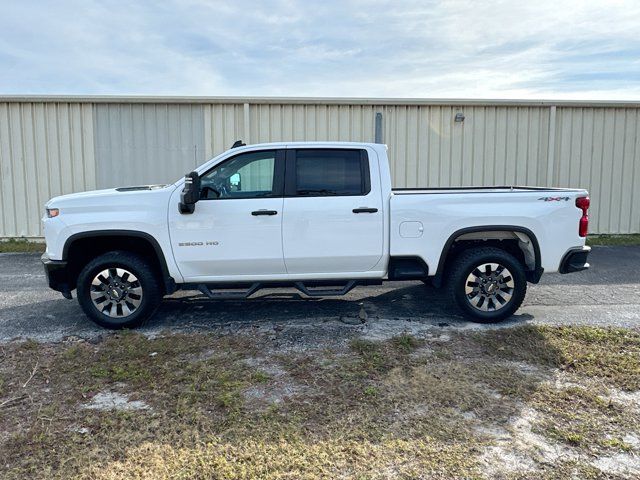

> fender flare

[
  {"left": 63, "top": 230, "right": 176, "bottom": 294},
  {"left": 432, "top": 225, "right": 543, "bottom": 287}
]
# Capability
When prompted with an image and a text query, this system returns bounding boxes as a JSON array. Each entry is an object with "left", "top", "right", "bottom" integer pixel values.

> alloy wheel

[
  {"left": 464, "top": 262, "right": 514, "bottom": 312},
  {"left": 90, "top": 268, "right": 143, "bottom": 318}
]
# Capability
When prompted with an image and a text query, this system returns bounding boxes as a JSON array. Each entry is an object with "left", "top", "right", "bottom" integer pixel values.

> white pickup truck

[{"left": 42, "top": 141, "right": 591, "bottom": 329}]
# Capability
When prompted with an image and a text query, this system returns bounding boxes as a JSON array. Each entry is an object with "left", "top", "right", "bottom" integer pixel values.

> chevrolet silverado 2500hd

[{"left": 42, "top": 142, "right": 591, "bottom": 329}]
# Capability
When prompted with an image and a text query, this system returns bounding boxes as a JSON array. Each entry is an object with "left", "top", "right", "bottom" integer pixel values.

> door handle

[
  {"left": 252, "top": 210, "right": 278, "bottom": 216},
  {"left": 352, "top": 207, "right": 378, "bottom": 214}
]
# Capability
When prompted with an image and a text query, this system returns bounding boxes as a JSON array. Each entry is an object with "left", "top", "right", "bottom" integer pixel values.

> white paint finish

[
  {"left": 390, "top": 189, "right": 587, "bottom": 274},
  {"left": 399, "top": 221, "right": 424, "bottom": 238},
  {"left": 176, "top": 142, "right": 387, "bottom": 279},
  {"left": 282, "top": 195, "right": 384, "bottom": 273},
  {"left": 163, "top": 142, "right": 389, "bottom": 282},
  {"left": 167, "top": 196, "right": 286, "bottom": 279},
  {"left": 43, "top": 185, "right": 184, "bottom": 282},
  {"left": 281, "top": 147, "right": 385, "bottom": 274}
]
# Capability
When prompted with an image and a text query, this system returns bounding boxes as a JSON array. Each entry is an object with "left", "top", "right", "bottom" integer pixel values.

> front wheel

[
  {"left": 448, "top": 247, "right": 527, "bottom": 323},
  {"left": 76, "top": 251, "right": 162, "bottom": 329}
]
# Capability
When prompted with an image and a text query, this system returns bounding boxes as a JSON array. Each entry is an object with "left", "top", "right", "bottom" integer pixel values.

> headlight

[{"left": 46, "top": 208, "right": 60, "bottom": 218}]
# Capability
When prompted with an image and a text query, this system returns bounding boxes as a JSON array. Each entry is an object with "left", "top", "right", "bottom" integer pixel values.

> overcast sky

[{"left": 1, "top": 0, "right": 639, "bottom": 99}]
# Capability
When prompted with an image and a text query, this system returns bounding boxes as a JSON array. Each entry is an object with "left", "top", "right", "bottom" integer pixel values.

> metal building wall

[
  {"left": 552, "top": 107, "right": 640, "bottom": 234},
  {"left": 0, "top": 97, "right": 639, "bottom": 238},
  {"left": 0, "top": 102, "right": 96, "bottom": 238},
  {"left": 94, "top": 103, "right": 206, "bottom": 188}
]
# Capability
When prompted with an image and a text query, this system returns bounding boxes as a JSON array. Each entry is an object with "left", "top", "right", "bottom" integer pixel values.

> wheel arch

[
  {"left": 432, "top": 225, "right": 543, "bottom": 288},
  {"left": 62, "top": 230, "right": 176, "bottom": 294}
]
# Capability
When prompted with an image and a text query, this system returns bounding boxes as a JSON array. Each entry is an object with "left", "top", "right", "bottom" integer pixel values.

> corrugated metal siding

[
  {"left": 0, "top": 98, "right": 639, "bottom": 237},
  {"left": 247, "top": 104, "right": 377, "bottom": 144},
  {"left": 94, "top": 103, "right": 205, "bottom": 188},
  {"left": 219, "top": 104, "right": 552, "bottom": 189},
  {"left": 553, "top": 107, "right": 640, "bottom": 234},
  {"left": 377, "top": 105, "right": 551, "bottom": 188},
  {"left": 0, "top": 102, "right": 95, "bottom": 237},
  {"left": 203, "top": 104, "right": 246, "bottom": 159}
]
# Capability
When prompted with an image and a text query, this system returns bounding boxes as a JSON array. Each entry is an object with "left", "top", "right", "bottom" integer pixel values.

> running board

[
  {"left": 197, "top": 283, "right": 261, "bottom": 300},
  {"left": 193, "top": 280, "right": 360, "bottom": 300},
  {"left": 293, "top": 281, "right": 357, "bottom": 297}
]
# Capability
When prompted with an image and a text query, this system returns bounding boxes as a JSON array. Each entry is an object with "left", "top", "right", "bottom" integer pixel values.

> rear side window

[{"left": 293, "top": 149, "right": 370, "bottom": 196}]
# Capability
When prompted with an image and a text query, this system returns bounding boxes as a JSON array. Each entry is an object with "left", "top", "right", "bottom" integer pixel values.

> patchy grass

[
  {"left": 391, "top": 333, "right": 421, "bottom": 353},
  {"left": 0, "top": 239, "right": 46, "bottom": 253},
  {"left": 0, "top": 326, "right": 639, "bottom": 479},
  {"left": 587, "top": 233, "right": 640, "bottom": 246},
  {"left": 533, "top": 385, "right": 636, "bottom": 451},
  {"left": 473, "top": 325, "right": 640, "bottom": 390}
]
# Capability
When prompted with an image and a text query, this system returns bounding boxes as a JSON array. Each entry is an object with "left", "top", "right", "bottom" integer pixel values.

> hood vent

[{"left": 115, "top": 184, "right": 168, "bottom": 192}]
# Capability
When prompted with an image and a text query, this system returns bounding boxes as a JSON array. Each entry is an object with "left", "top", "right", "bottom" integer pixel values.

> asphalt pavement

[{"left": 0, "top": 246, "right": 639, "bottom": 343}]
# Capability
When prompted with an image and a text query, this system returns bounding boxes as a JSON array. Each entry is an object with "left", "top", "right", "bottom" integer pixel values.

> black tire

[
  {"left": 76, "top": 251, "right": 162, "bottom": 329},
  {"left": 447, "top": 247, "right": 527, "bottom": 323}
]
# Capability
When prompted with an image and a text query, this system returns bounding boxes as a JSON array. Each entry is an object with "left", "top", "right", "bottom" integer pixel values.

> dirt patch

[
  {"left": 479, "top": 445, "right": 539, "bottom": 477},
  {"left": 592, "top": 453, "right": 640, "bottom": 477},
  {"left": 82, "top": 391, "right": 150, "bottom": 411},
  {"left": 242, "top": 356, "right": 305, "bottom": 408},
  {"left": 605, "top": 387, "right": 640, "bottom": 411},
  {"left": 243, "top": 382, "right": 303, "bottom": 407},
  {"left": 243, "top": 356, "right": 288, "bottom": 377},
  {"left": 358, "top": 317, "right": 454, "bottom": 341}
]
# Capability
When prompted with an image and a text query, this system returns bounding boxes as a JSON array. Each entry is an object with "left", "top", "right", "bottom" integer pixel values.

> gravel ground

[{"left": 0, "top": 245, "right": 639, "bottom": 343}]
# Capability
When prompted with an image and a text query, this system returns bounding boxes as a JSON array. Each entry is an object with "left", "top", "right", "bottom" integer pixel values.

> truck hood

[
  {"left": 45, "top": 185, "right": 180, "bottom": 212},
  {"left": 46, "top": 184, "right": 172, "bottom": 207}
]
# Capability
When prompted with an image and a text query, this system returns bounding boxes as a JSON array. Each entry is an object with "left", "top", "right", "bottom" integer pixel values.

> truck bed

[{"left": 389, "top": 185, "right": 588, "bottom": 275}]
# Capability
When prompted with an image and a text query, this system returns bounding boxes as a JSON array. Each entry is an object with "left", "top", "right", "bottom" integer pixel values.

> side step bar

[
  {"left": 194, "top": 280, "right": 362, "bottom": 300},
  {"left": 198, "top": 283, "right": 261, "bottom": 300},
  {"left": 293, "top": 280, "right": 357, "bottom": 297}
]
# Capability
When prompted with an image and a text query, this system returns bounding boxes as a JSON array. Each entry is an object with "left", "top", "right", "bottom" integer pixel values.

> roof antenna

[{"left": 231, "top": 140, "right": 246, "bottom": 148}]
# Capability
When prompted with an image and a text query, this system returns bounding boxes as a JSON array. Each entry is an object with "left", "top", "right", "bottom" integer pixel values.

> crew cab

[{"left": 42, "top": 141, "right": 591, "bottom": 329}]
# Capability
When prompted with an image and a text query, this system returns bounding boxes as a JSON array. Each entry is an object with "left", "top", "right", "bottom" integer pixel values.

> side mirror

[{"left": 178, "top": 171, "right": 201, "bottom": 214}]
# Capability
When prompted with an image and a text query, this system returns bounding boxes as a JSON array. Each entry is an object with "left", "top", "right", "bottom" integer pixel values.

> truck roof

[{"left": 230, "top": 141, "right": 385, "bottom": 150}]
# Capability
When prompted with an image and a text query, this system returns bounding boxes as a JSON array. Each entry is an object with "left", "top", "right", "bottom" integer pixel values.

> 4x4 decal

[{"left": 538, "top": 196, "right": 570, "bottom": 202}]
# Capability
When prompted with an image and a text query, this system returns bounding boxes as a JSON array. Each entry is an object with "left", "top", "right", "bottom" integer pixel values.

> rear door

[{"left": 281, "top": 147, "right": 384, "bottom": 274}]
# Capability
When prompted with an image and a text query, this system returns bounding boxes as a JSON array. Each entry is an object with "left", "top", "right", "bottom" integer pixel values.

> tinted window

[
  {"left": 295, "top": 149, "right": 367, "bottom": 196},
  {"left": 200, "top": 151, "right": 276, "bottom": 199}
]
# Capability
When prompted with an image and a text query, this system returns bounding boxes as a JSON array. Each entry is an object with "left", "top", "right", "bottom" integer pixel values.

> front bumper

[
  {"left": 559, "top": 246, "right": 591, "bottom": 274},
  {"left": 41, "top": 253, "right": 73, "bottom": 299}
]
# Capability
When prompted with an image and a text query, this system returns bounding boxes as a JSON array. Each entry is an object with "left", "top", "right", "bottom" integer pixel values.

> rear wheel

[
  {"left": 76, "top": 251, "right": 162, "bottom": 329},
  {"left": 448, "top": 247, "right": 526, "bottom": 323}
]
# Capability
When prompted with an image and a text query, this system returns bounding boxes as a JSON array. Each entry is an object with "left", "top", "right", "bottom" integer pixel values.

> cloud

[{"left": 0, "top": 0, "right": 639, "bottom": 99}]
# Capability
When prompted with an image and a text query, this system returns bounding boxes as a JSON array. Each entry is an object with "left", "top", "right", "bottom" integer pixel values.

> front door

[
  {"left": 169, "top": 149, "right": 286, "bottom": 281},
  {"left": 282, "top": 148, "right": 384, "bottom": 274}
]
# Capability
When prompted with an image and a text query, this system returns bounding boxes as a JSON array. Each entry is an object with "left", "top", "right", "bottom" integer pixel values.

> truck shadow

[
  {"left": 155, "top": 282, "right": 533, "bottom": 330},
  {"left": 0, "top": 283, "right": 532, "bottom": 340}
]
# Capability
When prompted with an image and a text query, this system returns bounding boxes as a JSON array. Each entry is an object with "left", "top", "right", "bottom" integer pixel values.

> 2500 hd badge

[{"left": 178, "top": 241, "right": 219, "bottom": 247}]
